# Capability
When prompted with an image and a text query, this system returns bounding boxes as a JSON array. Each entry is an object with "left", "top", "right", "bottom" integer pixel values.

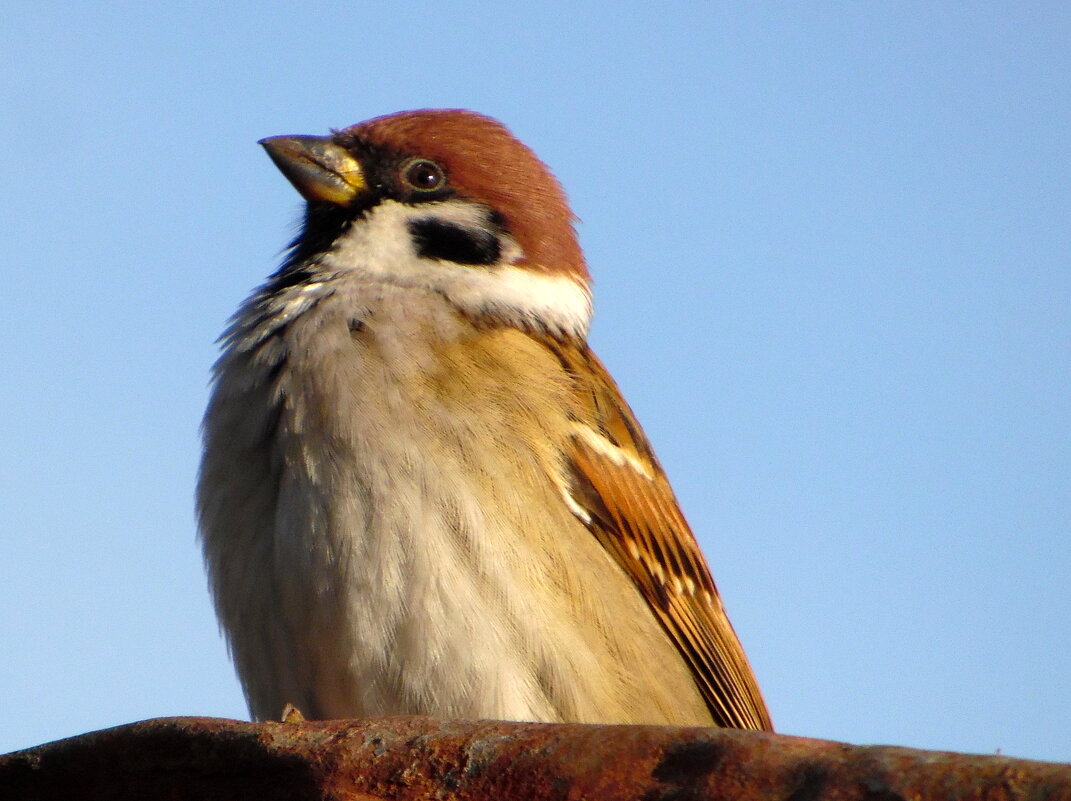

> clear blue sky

[{"left": 2, "top": 3, "right": 1068, "bottom": 762}]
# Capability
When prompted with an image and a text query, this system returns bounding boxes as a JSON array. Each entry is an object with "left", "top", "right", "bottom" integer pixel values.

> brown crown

[{"left": 345, "top": 109, "right": 589, "bottom": 282}]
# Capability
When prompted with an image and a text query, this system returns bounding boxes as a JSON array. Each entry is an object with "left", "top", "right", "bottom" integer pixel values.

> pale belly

[{"left": 200, "top": 282, "right": 711, "bottom": 725}]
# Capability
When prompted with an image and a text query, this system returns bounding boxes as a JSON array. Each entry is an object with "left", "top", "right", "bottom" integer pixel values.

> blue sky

[{"left": 2, "top": 3, "right": 1068, "bottom": 762}]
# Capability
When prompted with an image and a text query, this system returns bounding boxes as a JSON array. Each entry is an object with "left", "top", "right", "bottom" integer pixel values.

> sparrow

[{"left": 197, "top": 109, "right": 773, "bottom": 731}]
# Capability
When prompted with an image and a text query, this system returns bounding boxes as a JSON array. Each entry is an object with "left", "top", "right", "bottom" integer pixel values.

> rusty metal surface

[{"left": 2, "top": 716, "right": 1069, "bottom": 801}]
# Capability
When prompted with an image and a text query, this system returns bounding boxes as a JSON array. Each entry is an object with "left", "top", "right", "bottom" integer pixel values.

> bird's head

[{"left": 260, "top": 109, "right": 592, "bottom": 338}]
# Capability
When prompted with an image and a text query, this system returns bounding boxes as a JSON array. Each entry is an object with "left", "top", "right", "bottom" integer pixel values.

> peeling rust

[
  {"left": 645, "top": 740, "right": 724, "bottom": 801},
  {"left": 784, "top": 763, "right": 830, "bottom": 801},
  {"left": 1, "top": 716, "right": 1068, "bottom": 801}
]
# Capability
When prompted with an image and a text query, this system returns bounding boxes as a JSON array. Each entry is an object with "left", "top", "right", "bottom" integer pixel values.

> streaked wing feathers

[{"left": 547, "top": 340, "right": 773, "bottom": 731}]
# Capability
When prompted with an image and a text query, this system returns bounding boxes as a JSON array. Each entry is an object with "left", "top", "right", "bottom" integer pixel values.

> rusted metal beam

[{"left": 2, "top": 716, "right": 1068, "bottom": 800}]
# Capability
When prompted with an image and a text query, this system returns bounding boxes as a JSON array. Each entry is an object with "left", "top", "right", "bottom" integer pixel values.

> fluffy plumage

[{"left": 198, "top": 109, "right": 772, "bottom": 730}]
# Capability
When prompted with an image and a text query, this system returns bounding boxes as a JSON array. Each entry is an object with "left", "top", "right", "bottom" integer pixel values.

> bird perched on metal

[{"left": 197, "top": 109, "right": 772, "bottom": 731}]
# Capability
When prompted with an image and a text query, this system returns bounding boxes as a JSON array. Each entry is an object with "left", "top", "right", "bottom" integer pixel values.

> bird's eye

[{"left": 402, "top": 159, "right": 446, "bottom": 192}]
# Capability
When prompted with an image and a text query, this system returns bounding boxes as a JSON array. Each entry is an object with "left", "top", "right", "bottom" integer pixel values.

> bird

[{"left": 197, "top": 109, "right": 773, "bottom": 731}]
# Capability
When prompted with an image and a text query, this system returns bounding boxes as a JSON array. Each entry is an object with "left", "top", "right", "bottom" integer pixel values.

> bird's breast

[{"left": 200, "top": 278, "right": 709, "bottom": 725}]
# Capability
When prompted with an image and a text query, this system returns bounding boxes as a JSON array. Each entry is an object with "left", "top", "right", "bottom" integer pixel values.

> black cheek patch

[{"left": 408, "top": 218, "right": 502, "bottom": 266}]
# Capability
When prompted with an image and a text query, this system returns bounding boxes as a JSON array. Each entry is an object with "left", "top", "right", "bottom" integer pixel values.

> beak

[{"left": 259, "top": 135, "right": 367, "bottom": 205}]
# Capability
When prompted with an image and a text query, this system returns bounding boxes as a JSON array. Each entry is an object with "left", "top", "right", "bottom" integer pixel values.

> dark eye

[{"left": 402, "top": 158, "right": 446, "bottom": 192}]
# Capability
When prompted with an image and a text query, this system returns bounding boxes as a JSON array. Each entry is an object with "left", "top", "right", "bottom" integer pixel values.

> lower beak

[{"left": 259, "top": 135, "right": 367, "bottom": 205}]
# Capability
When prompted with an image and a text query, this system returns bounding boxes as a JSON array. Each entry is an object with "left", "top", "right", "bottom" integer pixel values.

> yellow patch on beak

[{"left": 259, "top": 135, "right": 366, "bottom": 205}]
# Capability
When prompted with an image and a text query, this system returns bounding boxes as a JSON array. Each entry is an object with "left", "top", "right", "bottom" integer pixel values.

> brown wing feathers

[{"left": 549, "top": 340, "right": 773, "bottom": 731}]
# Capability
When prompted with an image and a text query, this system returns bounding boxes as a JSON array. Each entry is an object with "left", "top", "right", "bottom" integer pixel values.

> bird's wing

[{"left": 546, "top": 339, "right": 773, "bottom": 731}]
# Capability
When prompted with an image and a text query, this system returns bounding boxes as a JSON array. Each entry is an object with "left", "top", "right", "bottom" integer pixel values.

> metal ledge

[{"left": 3, "top": 716, "right": 1069, "bottom": 800}]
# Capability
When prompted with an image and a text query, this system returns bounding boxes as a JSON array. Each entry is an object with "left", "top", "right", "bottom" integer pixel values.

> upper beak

[{"left": 259, "top": 135, "right": 367, "bottom": 205}]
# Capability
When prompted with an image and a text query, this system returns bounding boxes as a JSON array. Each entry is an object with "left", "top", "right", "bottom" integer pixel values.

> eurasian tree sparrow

[{"left": 198, "top": 109, "right": 773, "bottom": 730}]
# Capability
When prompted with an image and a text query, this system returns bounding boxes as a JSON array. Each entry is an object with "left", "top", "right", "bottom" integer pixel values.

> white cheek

[
  {"left": 323, "top": 201, "right": 431, "bottom": 281},
  {"left": 322, "top": 200, "right": 511, "bottom": 282},
  {"left": 319, "top": 199, "right": 591, "bottom": 338}
]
